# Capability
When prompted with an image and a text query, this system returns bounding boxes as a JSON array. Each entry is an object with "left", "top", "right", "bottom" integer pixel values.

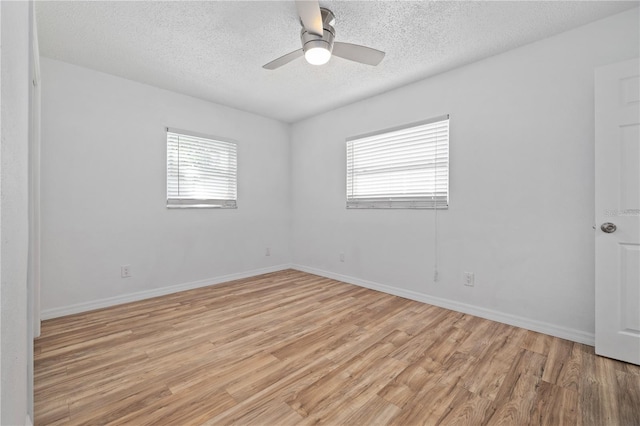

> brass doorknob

[{"left": 601, "top": 222, "right": 617, "bottom": 233}]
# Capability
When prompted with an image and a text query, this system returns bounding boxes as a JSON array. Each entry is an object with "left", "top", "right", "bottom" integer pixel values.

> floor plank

[{"left": 34, "top": 269, "right": 640, "bottom": 425}]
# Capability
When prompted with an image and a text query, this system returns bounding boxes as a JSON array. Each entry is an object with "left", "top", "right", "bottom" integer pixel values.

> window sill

[{"left": 166, "top": 204, "right": 237, "bottom": 209}]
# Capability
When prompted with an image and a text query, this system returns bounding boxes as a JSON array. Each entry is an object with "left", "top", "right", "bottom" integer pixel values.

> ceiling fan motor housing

[{"left": 300, "top": 7, "right": 336, "bottom": 54}]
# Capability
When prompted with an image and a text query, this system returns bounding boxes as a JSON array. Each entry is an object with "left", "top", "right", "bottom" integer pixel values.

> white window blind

[
  {"left": 167, "top": 128, "right": 237, "bottom": 208},
  {"left": 346, "top": 116, "right": 449, "bottom": 209}
]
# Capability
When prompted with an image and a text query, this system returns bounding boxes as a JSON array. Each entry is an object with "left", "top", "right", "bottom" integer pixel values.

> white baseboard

[
  {"left": 41, "top": 262, "right": 595, "bottom": 346},
  {"left": 292, "top": 264, "right": 595, "bottom": 346},
  {"left": 41, "top": 264, "right": 292, "bottom": 320}
]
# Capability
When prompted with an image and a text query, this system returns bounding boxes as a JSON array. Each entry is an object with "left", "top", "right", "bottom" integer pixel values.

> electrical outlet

[
  {"left": 339, "top": 252, "right": 345, "bottom": 262},
  {"left": 463, "top": 272, "right": 474, "bottom": 287},
  {"left": 265, "top": 247, "right": 271, "bottom": 256},
  {"left": 121, "top": 265, "right": 131, "bottom": 278}
]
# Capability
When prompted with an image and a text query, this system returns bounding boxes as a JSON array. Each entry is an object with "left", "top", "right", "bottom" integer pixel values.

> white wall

[
  {"left": 40, "top": 58, "right": 291, "bottom": 315},
  {"left": 290, "top": 8, "right": 639, "bottom": 342},
  {"left": 40, "top": 8, "right": 639, "bottom": 344},
  {"left": 1, "top": 1, "right": 31, "bottom": 424}
]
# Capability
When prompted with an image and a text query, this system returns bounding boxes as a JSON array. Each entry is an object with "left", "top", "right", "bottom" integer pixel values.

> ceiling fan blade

[
  {"left": 332, "top": 42, "right": 385, "bottom": 66},
  {"left": 263, "top": 49, "right": 304, "bottom": 70},
  {"left": 295, "top": 0, "right": 323, "bottom": 36}
]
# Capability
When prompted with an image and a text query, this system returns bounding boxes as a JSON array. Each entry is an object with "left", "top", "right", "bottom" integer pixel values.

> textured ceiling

[{"left": 36, "top": 1, "right": 638, "bottom": 123}]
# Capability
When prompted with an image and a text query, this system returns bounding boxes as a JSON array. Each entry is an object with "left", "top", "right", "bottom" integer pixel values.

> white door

[{"left": 595, "top": 58, "right": 640, "bottom": 365}]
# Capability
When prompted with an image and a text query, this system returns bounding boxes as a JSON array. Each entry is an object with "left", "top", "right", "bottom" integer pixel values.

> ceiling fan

[{"left": 263, "top": 0, "right": 385, "bottom": 70}]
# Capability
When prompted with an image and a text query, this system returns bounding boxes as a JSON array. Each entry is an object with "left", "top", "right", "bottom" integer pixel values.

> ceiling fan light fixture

[
  {"left": 262, "top": 3, "right": 385, "bottom": 70},
  {"left": 304, "top": 46, "right": 331, "bottom": 65}
]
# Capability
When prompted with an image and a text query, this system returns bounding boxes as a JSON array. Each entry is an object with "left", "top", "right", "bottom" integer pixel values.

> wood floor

[{"left": 35, "top": 270, "right": 640, "bottom": 425}]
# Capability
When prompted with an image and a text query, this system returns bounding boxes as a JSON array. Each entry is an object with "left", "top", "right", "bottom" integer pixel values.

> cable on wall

[
  {"left": 433, "top": 126, "right": 439, "bottom": 282},
  {"left": 434, "top": 115, "right": 450, "bottom": 282}
]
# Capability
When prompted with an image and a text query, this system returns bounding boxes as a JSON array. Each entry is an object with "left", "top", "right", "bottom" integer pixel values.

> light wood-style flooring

[{"left": 35, "top": 269, "right": 640, "bottom": 425}]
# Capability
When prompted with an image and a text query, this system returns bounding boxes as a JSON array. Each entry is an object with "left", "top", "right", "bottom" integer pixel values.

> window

[
  {"left": 346, "top": 115, "right": 449, "bottom": 209},
  {"left": 167, "top": 128, "right": 237, "bottom": 208}
]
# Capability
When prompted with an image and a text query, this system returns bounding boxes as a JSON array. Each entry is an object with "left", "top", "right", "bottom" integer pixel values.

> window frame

[
  {"left": 166, "top": 127, "right": 238, "bottom": 209},
  {"left": 346, "top": 115, "right": 449, "bottom": 210}
]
